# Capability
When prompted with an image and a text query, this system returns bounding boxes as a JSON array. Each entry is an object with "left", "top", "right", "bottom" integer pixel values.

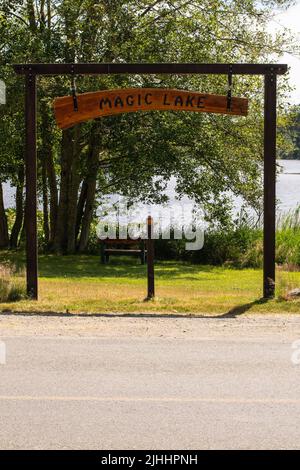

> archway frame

[{"left": 13, "top": 62, "right": 287, "bottom": 300}]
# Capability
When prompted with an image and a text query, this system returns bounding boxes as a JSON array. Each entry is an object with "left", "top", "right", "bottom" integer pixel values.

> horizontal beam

[{"left": 13, "top": 63, "right": 288, "bottom": 76}]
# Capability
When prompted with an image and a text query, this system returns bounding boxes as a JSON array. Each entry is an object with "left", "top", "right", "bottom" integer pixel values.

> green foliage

[
  {"left": 0, "top": 0, "right": 298, "bottom": 251},
  {"left": 155, "top": 224, "right": 263, "bottom": 267},
  {"left": 13, "top": 203, "right": 300, "bottom": 268},
  {"left": 280, "top": 105, "right": 300, "bottom": 160},
  {"left": 156, "top": 208, "right": 300, "bottom": 268}
]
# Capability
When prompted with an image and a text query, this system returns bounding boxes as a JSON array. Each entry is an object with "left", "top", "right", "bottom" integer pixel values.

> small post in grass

[{"left": 147, "top": 216, "right": 155, "bottom": 300}]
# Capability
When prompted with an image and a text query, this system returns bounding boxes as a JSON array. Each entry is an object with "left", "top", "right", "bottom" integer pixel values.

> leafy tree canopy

[{"left": 0, "top": 0, "right": 298, "bottom": 250}]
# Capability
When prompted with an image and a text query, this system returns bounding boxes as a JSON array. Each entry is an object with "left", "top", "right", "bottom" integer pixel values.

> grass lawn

[{"left": 1, "top": 251, "right": 300, "bottom": 315}]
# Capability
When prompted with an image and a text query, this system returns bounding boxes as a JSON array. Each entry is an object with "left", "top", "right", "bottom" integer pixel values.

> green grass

[{"left": 0, "top": 251, "right": 300, "bottom": 315}]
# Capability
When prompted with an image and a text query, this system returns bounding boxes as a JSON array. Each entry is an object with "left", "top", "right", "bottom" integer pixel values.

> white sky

[{"left": 268, "top": 0, "right": 300, "bottom": 104}]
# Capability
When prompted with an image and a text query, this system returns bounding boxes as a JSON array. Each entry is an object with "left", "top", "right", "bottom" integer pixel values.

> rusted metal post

[
  {"left": 263, "top": 72, "right": 277, "bottom": 298},
  {"left": 25, "top": 72, "right": 38, "bottom": 299},
  {"left": 147, "top": 216, "right": 155, "bottom": 299}
]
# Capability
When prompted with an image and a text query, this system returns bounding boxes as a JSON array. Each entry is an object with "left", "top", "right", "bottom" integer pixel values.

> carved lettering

[
  {"left": 99, "top": 98, "right": 112, "bottom": 109},
  {"left": 54, "top": 88, "right": 248, "bottom": 130}
]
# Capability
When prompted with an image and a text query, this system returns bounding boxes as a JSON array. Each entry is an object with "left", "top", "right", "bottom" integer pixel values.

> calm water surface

[
  {"left": 277, "top": 160, "right": 300, "bottom": 212},
  {"left": 3, "top": 160, "right": 300, "bottom": 214}
]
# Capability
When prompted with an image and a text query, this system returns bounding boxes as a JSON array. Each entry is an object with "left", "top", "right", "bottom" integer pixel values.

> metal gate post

[
  {"left": 263, "top": 72, "right": 277, "bottom": 298},
  {"left": 147, "top": 216, "right": 155, "bottom": 299},
  {"left": 25, "top": 72, "right": 38, "bottom": 299}
]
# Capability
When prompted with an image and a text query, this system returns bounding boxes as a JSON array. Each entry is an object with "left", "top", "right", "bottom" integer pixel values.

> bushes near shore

[
  {"left": 155, "top": 208, "right": 300, "bottom": 268},
  {"left": 4, "top": 207, "right": 300, "bottom": 269}
]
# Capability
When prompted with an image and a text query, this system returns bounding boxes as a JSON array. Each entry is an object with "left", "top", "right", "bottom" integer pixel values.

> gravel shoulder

[{"left": 1, "top": 312, "right": 300, "bottom": 340}]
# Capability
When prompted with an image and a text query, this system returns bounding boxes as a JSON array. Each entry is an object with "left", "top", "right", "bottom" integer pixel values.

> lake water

[
  {"left": 277, "top": 160, "right": 300, "bottom": 213},
  {"left": 2, "top": 159, "right": 300, "bottom": 214}
]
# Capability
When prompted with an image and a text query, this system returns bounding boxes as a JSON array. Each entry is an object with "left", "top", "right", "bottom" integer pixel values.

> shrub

[{"left": 0, "top": 263, "right": 26, "bottom": 302}]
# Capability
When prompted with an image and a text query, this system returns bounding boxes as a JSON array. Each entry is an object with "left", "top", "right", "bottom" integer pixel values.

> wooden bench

[{"left": 100, "top": 238, "right": 147, "bottom": 264}]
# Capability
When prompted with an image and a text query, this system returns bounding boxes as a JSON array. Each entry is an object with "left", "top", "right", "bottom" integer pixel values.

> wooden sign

[{"left": 54, "top": 88, "right": 248, "bottom": 129}]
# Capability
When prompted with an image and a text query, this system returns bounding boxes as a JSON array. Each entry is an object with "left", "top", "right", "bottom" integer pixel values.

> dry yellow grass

[{"left": 0, "top": 253, "right": 300, "bottom": 315}]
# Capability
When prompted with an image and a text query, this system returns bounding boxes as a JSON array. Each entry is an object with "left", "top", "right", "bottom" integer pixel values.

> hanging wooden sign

[{"left": 53, "top": 88, "right": 248, "bottom": 129}]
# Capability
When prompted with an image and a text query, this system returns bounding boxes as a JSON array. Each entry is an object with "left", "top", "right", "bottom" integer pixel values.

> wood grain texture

[{"left": 53, "top": 88, "right": 248, "bottom": 129}]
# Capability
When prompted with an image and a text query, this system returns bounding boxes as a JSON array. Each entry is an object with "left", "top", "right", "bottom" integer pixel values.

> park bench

[{"left": 100, "top": 238, "right": 147, "bottom": 264}]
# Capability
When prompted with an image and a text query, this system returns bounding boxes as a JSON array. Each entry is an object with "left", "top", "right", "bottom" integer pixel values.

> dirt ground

[{"left": 1, "top": 312, "right": 300, "bottom": 339}]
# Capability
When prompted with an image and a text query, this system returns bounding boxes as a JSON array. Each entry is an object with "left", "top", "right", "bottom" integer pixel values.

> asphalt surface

[{"left": 1, "top": 318, "right": 300, "bottom": 449}]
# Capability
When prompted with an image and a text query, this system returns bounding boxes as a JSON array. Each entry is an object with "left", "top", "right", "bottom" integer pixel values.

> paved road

[{"left": 1, "top": 317, "right": 300, "bottom": 449}]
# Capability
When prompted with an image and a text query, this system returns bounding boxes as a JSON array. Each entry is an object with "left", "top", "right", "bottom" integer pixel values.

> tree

[
  {"left": 280, "top": 105, "right": 300, "bottom": 160},
  {"left": 0, "top": 0, "right": 297, "bottom": 252}
]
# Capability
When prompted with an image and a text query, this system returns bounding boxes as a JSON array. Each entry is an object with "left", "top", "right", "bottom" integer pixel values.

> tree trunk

[
  {"left": 78, "top": 126, "right": 100, "bottom": 252},
  {"left": 75, "top": 180, "right": 88, "bottom": 241},
  {"left": 40, "top": 100, "right": 57, "bottom": 249},
  {"left": 77, "top": 175, "right": 97, "bottom": 253},
  {"left": 47, "top": 153, "right": 58, "bottom": 248},
  {"left": 41, "top": 149, "right": 50, "bottom": 246},
  {"left": 9, "top": 167, "right": 24, "bottom": 249},
  {"left": 53, "top": 129, "right": 73, "bottom": 253},
  {"left": 53, "top": 127, "right": 81, "bottom": 254},
  {"left": 67, "top": 126, "right": 81, "bottom": 254},
  {"left": 0, "top": 182, "right": 9, "bottom": 248}
]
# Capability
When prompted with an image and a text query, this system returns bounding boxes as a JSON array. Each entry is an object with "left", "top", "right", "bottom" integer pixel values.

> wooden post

[
  {"left": 25, "top": 72, "right": 38, "bottom": 299},
  {"left": 263, "top": 72, "right": 277, "bottom": 298},
  {"left": 140, "top": 240, "right": 146, "bottom": 265},
  {"left": 147, "top": 216, "right": 155, "bottom": 299},
  {"left": 13, "top": 62, "right": 286, "bottom": 303},
  {"left": 100, "top": 241, "right": 106, "bottom": 264}
]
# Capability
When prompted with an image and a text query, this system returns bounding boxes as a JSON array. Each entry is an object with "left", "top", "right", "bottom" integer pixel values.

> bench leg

[
  {"left": 141, "top": 242, "right": 146, "bottom": 265},
  {"left": 101, "top": 243, "right": 106, "bottom": 264}
]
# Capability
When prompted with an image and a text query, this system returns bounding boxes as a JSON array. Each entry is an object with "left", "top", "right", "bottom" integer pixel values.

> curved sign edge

[{"left": 53, "top": 88, "right": 248, "bottom": 130}]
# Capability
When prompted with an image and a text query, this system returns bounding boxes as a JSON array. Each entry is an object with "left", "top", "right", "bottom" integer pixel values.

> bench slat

[
  {"left": 101, "top": 239, "right": 143, "bottom": 246},
  {"left": 104, "top": 249, "right": 146, "bottom": 255}
]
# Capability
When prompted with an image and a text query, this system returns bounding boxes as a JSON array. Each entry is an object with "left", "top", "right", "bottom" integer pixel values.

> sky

[{"left": 268, "top": 0, "right": 300, "bottom": 104}]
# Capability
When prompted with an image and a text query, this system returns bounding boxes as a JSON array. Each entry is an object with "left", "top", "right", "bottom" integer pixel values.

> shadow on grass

[
  {"left": 0, "top": 298, "right": 270, "bottom": 319},
  {"left": 217, "top": 297, "right": 269, "bottom": 318},
  {"left": 0, "top": 252, "right": 244, "bottom": 282},
  {"left": 36, "top": 256, "right": 223, "bottom": 281}
]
